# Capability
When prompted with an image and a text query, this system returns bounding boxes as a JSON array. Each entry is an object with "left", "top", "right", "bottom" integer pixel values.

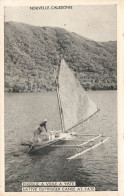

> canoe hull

[{"left": 21, "top": 138, "right": 64, "bottom": 153}]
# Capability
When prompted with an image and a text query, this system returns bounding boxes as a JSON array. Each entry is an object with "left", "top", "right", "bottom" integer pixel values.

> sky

[{"left": 5, "top": 5, "right": 117, "bottom": 42}]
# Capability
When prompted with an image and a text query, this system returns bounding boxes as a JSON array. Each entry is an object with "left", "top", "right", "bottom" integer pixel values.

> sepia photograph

[{"left": 4, "top": 4, "right": 117, "bottom": 192}]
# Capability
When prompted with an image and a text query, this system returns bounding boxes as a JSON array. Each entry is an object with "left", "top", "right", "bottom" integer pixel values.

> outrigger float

[{"left": 21, "top": 59, "right": 109, "bottom": 159}]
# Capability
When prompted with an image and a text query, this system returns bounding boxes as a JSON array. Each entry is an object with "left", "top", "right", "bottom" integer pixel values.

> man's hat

[{"left": 40, "top": 119, "right": 47, "bottom": 127}]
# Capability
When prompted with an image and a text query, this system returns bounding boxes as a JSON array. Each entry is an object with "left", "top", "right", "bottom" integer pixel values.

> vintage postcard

[{"left": 0, "top": 0, "right": 124, "bottom": 195}]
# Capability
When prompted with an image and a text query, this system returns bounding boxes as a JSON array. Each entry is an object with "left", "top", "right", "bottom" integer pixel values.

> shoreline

[{"left": 4, "top": 88, "right": 117, "bottom": 93}]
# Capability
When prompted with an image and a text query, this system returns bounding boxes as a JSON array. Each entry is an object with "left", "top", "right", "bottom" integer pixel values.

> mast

[
  {"left": 54, "top": 66, "right": 65, "bottom": 132},
  {"left": 56, "top": 81, "right": 65, "bottom": 132}
]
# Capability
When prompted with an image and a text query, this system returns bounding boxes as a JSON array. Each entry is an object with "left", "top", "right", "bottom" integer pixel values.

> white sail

[{"left": 58, "top": 59, "right": 99, "bottom": 131}]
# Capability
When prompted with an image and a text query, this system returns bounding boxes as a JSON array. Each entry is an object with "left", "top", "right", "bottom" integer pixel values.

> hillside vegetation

[{"left": 4, "top": 22, "right": 117, "bottom": 92}]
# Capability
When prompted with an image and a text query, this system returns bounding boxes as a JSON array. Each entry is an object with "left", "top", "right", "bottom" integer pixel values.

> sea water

[{"left": 5, "top": 91, "right": 117, "bottom": 191}]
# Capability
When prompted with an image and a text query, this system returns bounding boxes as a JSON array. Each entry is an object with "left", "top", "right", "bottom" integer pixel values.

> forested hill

[{"left": 4, "top": 22, "right": 117, "bottom": 92}]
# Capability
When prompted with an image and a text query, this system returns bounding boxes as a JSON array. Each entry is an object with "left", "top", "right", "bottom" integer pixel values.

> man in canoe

[{"left": 32, "top": 119, "right": 48, "bottom": 143}]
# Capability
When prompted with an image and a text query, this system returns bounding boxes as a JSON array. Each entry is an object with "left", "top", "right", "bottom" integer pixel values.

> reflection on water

[{"left": 5, "top": 91, "right": 117, "bottom": 191}]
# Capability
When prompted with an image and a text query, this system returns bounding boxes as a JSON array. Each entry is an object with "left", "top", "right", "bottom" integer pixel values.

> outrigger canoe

[{"left": 21, "top": 59, "right": 109, "bottom": 158}]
